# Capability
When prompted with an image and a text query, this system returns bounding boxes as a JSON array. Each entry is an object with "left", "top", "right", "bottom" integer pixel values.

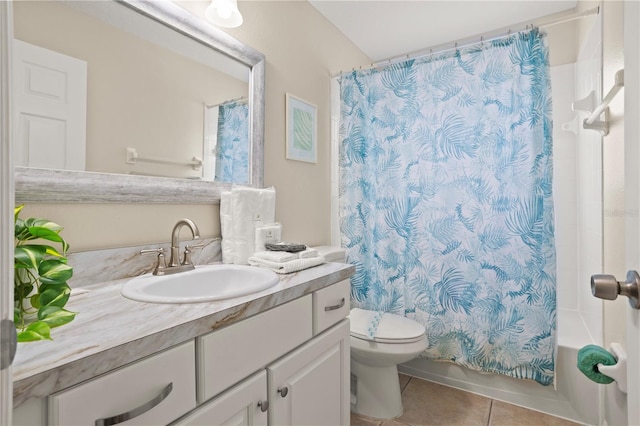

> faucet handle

[
  {"left": 140, "top": 248, "right": 167, "bottom": 275},
  {"left": 182, "top": 243, "right": 205, "bottom": 266}
]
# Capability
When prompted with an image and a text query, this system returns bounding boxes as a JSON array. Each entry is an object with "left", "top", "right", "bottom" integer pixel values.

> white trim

[
  {"left": 624, "top": 2, "right": 640, "bottom": 424},
  {"left": 0, "top": 1, "right": 14, "bottom": 422}
]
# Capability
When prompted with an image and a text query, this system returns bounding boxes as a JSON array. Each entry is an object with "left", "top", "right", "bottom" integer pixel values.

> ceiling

[{"left": 309, "top": 1, "right": 578, "bottom": 62}]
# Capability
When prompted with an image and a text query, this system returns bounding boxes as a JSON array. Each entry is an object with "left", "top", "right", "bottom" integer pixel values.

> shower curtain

[
  {"left": 215, "top": 98, "right": 249, "bottom": 183},
  {"left": 339, "top": 29, "right": 556, "bottom": 385}
]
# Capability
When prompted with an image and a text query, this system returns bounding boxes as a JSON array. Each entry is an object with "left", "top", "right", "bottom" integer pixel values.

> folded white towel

[
  {"left": 220, "top": 187, "right": 276, "bottom": 265},
  {"left": 232, "top": 187, "right": 276, "bottom": 264},
  {"left": 220, "top": 191, "right": 234, "bottom": 264},
  {"left": 255, "top": 223, "right": 282, "bottom": 253},
  {"left": 297, "top": 248, "right": 318, "bottom": 259},
  {"left": 248, "top": 255, "right": 325, "bottom": 274},
  {"left": 252, "top": 250, "right": 297, "bottom": 263}
]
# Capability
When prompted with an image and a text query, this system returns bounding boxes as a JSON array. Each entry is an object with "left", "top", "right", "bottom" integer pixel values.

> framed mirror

[{"left": 13, "top": 0, "right": 265, "bottom": 203}]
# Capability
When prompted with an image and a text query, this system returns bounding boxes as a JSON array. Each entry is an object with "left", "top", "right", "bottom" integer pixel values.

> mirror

[{"left": 13, "top": 0, "right": 265, "bottom": 203}]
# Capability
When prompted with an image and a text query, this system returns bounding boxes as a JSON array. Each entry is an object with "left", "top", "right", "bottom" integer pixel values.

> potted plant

[{"left": 14, "top": 205, "right": 76, "bottom": 342}]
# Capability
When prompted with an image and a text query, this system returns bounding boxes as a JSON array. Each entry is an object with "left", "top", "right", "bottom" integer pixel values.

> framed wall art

[{"left": 285, "top": 93, "right": 317, "bottom": 163}]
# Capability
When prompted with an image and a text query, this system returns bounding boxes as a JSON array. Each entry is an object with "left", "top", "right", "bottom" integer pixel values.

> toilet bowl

[
  {"left": 349, "top": 308, "right": 427, "bottom": 419},
  {"left": 314, "top": 247, "right": 428, "bottom": 419}
]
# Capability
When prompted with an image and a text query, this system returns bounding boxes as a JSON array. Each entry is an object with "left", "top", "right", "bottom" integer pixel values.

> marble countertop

[{"left": 13, "top": 262, "right": 355, "bottom": 408}]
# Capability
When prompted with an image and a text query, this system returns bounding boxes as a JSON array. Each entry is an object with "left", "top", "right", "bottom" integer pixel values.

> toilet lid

[{"left": 349, "top": 308, "right": 425, "bottom": 343}]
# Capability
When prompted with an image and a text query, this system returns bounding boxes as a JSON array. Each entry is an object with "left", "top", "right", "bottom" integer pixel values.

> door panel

[
  {"left": 12, "top": 39, "right": 87, "bottom": 170},
  {"left": 624, "top": 2, "right": 640, "bottom": 423}
]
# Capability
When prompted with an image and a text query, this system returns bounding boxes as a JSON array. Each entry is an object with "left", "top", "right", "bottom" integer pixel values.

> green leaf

[
  {"left": 14, "top": 283, "right": 33, "bottom": 302},
  {"left": 30, "top": 293, "right": 41, "bottom": 309},
  {"left": 27, "top": 226, "right": 69, "bottom": 252},
  {"left": 25, "top": 244, "right": 66, "bottom": 260},
  {"left": 39, "top": 285, "right": 71, "bottom": 308},
  {"left": 15, "top": 218, "right": 30, "bottom": 241},
  {"left": 26, "top": 218, "right": 63, "bottom": 231},
  {"left": 17, "top": 321, "right": 52, "bottom": 342},
  {"left": 14, "top": 245, "right": 46, "bottom": 269},
  {"left": 14, "top": 204, "right": 24, "bottom": 221},
  {"left": 38, "top": 260, "right": 73, "bottom": 285},
  {"left": 38, "top": 306, "right": 76, "bottom": 328}
]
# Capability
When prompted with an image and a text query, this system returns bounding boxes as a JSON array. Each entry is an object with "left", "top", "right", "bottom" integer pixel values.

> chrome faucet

[
  {"left": 169, "top": 218, "right": 201, "bottom": 269},
  {"left": 140, "top": 219, "right": 204, "bottom": 275}
]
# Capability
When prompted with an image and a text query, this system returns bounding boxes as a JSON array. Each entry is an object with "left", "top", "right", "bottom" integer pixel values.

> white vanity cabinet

[
  {"left": 191, "top": 280, "right": 351, "bottom": 426},
  {"left": 48, "top": 341, "right": 196, "bottom": 426},
  {"left": 13, "top": 276, "right": 352, "bottom": 426}
]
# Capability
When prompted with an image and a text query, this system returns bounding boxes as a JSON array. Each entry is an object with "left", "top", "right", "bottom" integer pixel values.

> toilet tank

[{"left": 313, "top": 246, "right": 346, "bottom": 263}]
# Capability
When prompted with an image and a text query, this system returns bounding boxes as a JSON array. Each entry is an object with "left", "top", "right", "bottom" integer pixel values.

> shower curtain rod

[
  {"left": 205, "top": 96, "right": 248, "bottom": 109},
  {"left": 330, "top": 6, "right": 600, "bottom": 78}
]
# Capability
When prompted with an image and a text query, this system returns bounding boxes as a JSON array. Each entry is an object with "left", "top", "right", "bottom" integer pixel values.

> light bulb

[
  {"left": 217, "top": 0, "right": 233, "bottom": 19},
  {"left": 205, "top": 0, "right": 243, "bottom": 28}
]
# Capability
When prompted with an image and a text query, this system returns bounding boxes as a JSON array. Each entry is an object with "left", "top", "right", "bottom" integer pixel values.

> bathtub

[{"left": 398, "top": 309, "right": 601, "bottom": 425}]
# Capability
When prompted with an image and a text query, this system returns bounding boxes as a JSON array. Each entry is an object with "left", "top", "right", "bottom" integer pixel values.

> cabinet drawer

[
  {"left": 313, "top": 279, "right": 350, "bottom": 334},
  {"left": 197, "top": 295, "right": 312, "bottom": 402},
  {"left": 49, "top": 341, "right": 196, "bottom": 426}
]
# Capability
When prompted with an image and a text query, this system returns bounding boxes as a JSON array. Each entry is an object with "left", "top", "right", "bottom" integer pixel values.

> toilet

[{"left": 315, "top": 247, "right": 428, "bottom": 419}]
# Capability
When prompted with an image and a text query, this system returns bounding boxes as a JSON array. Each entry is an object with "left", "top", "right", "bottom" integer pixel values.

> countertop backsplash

[{"left": 67, "top": 237, "right": 222, "bottom": 288}]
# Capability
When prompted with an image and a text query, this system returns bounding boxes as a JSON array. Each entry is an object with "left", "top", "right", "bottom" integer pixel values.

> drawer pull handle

[
  {"left": 258, "top": 400, "right": 269, "bottom": 412},
  {"left": 324, "top": 298, "right": 345, "bottom": 312},
  {"left": 278, "top": 386, "right": 289, "bottom": 398},
  {"left": 95, "top": 382, "right": 173, "bottom": 426}
]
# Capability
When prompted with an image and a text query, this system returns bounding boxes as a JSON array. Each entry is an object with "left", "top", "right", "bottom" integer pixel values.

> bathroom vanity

[{"left": 12, "top": 262, "right": 354, "bottom": 425}]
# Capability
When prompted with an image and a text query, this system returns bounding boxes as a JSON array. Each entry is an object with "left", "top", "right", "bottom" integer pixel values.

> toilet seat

[{"left": 349, "top": 308, "right": 425, "bottom": 344}]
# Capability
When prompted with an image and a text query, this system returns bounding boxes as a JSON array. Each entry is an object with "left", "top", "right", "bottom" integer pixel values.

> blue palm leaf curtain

[
  {"left": 215, "top": 99, "right": 249, "bottom": 184},
  {"left": 339, "top": 29, "right": 556, "bottom": 385}
]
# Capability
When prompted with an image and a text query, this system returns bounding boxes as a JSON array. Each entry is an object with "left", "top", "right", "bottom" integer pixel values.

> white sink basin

[{"left": 121, "top": 264, "right": 279, "bottom": 304}]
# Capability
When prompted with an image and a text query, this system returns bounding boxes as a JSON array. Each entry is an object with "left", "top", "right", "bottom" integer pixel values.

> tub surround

[{"left": 13, "top": 258, "right": 354, "bottom": 408}]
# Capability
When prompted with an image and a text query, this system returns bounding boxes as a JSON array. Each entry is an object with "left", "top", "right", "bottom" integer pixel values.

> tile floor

[{"left": 350, "top": 374, "right": 581, "bottom": 426}]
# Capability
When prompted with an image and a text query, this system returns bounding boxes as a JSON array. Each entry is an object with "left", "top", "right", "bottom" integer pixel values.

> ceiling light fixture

[{"left": 205, "top": 0, "right": 243, "bottom": 28}]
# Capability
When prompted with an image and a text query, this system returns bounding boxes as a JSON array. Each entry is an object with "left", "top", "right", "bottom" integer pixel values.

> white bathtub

[{"left": 398, "top": 309, "right": 601, "bottom": 425}]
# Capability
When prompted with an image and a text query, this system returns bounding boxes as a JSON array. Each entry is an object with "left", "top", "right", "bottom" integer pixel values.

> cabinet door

[
  {"left": 268, "top": 320, "right": 349, "bottom": 426},
  {"left": 173, "top": 371, "right": 267, "bottom": 426}
]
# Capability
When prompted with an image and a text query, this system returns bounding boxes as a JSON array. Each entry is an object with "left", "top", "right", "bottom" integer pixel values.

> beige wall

[{"left": 18, "top": 1, "right": 370, "bottom": 252}]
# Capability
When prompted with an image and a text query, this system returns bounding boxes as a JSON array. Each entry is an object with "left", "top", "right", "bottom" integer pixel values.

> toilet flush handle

[{"left": 591, "top": 270, "right": 640, "bottom": 309}]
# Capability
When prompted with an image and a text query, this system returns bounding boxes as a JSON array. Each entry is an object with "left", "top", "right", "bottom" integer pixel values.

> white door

[
  {"left": 267, "top": 320, "right": 349, "bottom": 426},
  {"left": 624, "top": 3, "right": 640, "bottom": 424},
  {"left": 12, "top": 39, "right": 87, "bottom": 170},
  {"left": 0, "top": 3, "right": 14, "bottom": 425}
]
